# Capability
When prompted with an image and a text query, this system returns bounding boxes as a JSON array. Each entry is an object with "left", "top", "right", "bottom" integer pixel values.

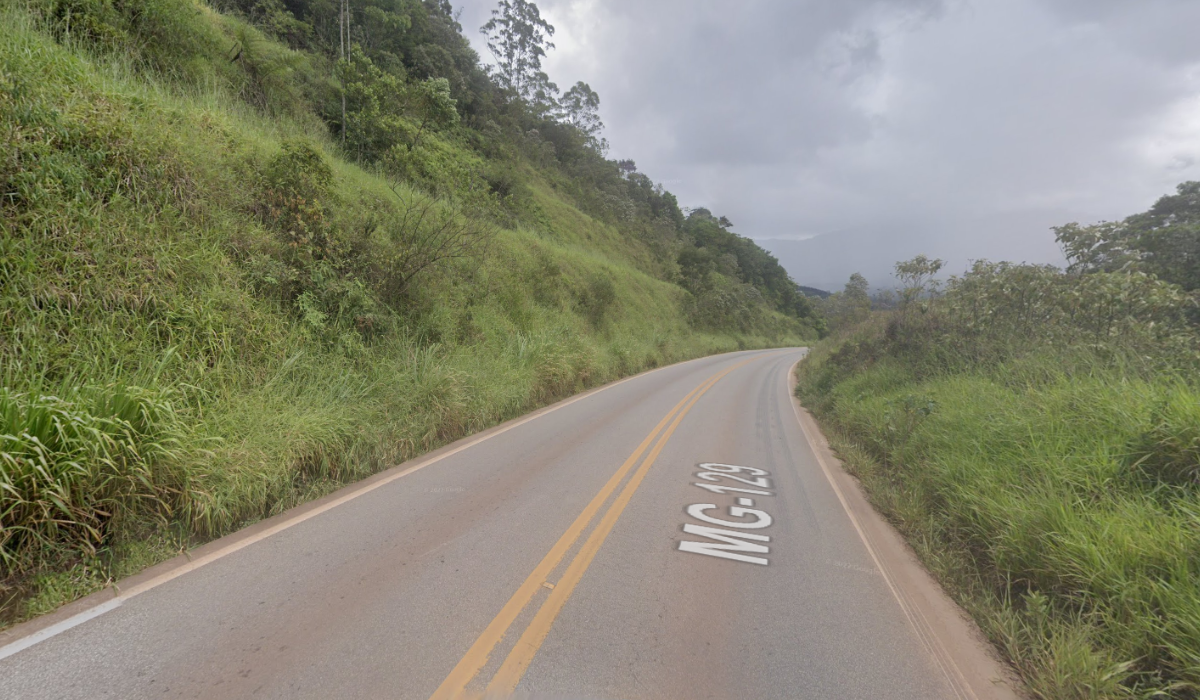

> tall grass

[
  {"left": 799, "top": 263, "right": 1200, "bottom": 698},
  {"left": 0, "top": 385, "right": 185, "bottom": 572}
]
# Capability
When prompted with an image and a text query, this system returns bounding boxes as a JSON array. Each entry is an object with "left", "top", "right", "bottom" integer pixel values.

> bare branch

[{"left": 370, "top": 182, "right": 496, "bottom": 302}]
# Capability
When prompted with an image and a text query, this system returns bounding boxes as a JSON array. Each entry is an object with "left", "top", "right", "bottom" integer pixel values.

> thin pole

[{"left": 340, "top": 0, "right": 347, "bottom": 145}]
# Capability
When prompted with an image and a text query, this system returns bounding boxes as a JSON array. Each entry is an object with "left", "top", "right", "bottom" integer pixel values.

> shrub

[
  {"left": 258, "top": 139, "right": 338, "bottom": 264},
  {"left": 687, "top": 282, "right": 766, "bottom": 333},
  {"left": 870, "top": 260, "right": 1198, "bottom": 376},
  {"left": 363, "top": 188, "right": 495, "bottom": 306},
  {"left": 577, "top": 274, "right": 616, "bottom": 329}
]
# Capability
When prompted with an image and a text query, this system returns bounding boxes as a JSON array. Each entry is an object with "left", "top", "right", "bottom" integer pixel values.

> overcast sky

[{"left": 454, "top": 0, "right": 1200, "bottom": 278}]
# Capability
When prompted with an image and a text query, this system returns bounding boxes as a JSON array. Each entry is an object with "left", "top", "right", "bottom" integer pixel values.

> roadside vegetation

[
  {"left": 0, "top": 0, "right": 818, "bottom": 624},
  {"left": 798, "top": 185, "right": 1200, "bottom": 699}
]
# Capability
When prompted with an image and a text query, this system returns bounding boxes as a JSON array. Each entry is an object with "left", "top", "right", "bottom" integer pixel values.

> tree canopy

[
  {"left": 481, "top": 0, "right": 554, "bottom": 101},
  {"left": 1055, "top": 181, "right": 1200, "bottom": 291},
  {"left": 204, "top": 0, "right": 820, "bottom": 327}
]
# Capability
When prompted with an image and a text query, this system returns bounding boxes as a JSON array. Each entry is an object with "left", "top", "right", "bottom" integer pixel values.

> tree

[
  {"left": 408, "top": 77, "right": 459, "bottom": 148},
  {"left": 844, "top": 273, "right": 870, "bottom": 306},
  {"left": 1124, "top": 181, "right": 1200, "bottom": 291},
  {"left": 559, "top": 81, "right": 603, "bottom": 136},
  {"left": 481, "top": 0, "right": 555, "bottom": 101},
  {"left": 1054, "top": 181, "right": 1200, "bottom": 291},
  {"left": 821, "top": 273, "right": 871, "bottom": 331},
  {"left": 894, "top": 254, "right": 945, "bottom": 309},
  {"left": 340, "top": 46, "right": 408, "bottom": 160},
  {"left": 339, "top": 52, "right": 458, "bottom": 162},
  {"left": 1054, "top": 220, "right": 1138, "bottom": 275},
  {"left": 527, "top": 70, "right": 560, "bottom": 118}
]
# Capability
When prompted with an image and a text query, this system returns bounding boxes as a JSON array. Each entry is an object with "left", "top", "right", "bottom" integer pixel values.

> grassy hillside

[
  {"left": 798, "top": 249, "right": 1200, "bottom": 698},
  {"left": 0, "top": 0, "right": 816, "bottom": 624}
]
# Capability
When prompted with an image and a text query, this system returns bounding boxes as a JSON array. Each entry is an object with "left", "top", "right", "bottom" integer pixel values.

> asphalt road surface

[{"left": 0, "top": 349, "right": 995, "bottom": 700}]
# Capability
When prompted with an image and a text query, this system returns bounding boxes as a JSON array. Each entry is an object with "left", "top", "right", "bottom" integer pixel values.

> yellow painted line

[
  {"left": 480, "top": 358, "right": 757, "bottom": 696},
  {"left": 431, "top": 355, "right": 766, "bottom": 699},
  {"left": 0, "top": 352, "right": 733, "bottom": 661},
  {"left": 426, "top": 377, "right": 710, "bottom": 700}
]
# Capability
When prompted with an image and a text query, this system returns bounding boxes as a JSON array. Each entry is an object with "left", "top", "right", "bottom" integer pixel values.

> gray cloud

[{"left": 455, "top": 0, "right": 1200, "bottom": 285}]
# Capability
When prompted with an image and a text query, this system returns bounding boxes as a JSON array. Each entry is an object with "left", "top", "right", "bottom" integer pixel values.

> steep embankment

[{"left": 0, "top": 1, "right": 814, "bottom": 624}]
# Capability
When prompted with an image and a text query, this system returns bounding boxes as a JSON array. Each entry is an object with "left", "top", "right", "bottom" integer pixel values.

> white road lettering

[
  {"left": 696, "top": 471, "right": 772, "bottom": 489},
  {"left": 698, "top": 463, "right": 769, "bottom": 476},
  {"left": 691, "top": 482, "right": 772, "bottom": 496},
  {"left": 686, "top": 503, "right": 773, "bottom": 529},
  {"left": 678, "top": 524, "right": 771, "bottom": 565},
  {"left": 679, "top": 463, "right": 777, "bottom": 565}
]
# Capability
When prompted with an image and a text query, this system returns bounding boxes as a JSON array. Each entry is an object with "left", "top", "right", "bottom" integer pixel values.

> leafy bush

[
  {"left": 879, "top": 260, "right": 1197, "bottom": 375},
  {"left": 241, "top": 140, "right": 494, "bottom": 338},
  {"left": 258, "top": 139, "right": 338, "bottom": 264}
]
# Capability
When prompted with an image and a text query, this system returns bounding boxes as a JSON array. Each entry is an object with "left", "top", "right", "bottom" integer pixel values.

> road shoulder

[
  {"left": 0, "top": 353, "right": 723, "bottom": 659},
  {"left": 788, "top": 362, "right": 1027, "bottom": 700}
]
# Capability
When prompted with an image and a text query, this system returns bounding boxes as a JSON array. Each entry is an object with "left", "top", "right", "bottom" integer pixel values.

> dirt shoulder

[{"left": 789, "top": 364, "right": 1026, "bottom": 700}]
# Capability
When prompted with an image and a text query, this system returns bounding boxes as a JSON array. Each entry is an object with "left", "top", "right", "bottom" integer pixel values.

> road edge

[
  {"left": 0, "top": 349, "right": 775, "bottom": 659},
  {"left": 787, "top": 361, "right": 1027, "bottom": 700}
]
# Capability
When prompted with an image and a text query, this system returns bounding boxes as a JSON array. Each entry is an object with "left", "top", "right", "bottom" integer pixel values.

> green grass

[
  {"left": 799, "top": 337, "right": 1200, "bottom": 699},
  {"left": 0, "top": 3, "right": 812, "bottom": 624},
  {"left": 0, "top": 383, "right": 186, "bottom": 570}
]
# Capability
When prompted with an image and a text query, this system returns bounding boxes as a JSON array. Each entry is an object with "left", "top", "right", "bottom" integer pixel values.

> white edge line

[
  {"left": 0, "top": 598, "right": 122, "bottom": 663},
  {"left": 784, "top": 357, "right": 978, "bottom": 700},
  {"left": 0, "top": 351, "right": 753, "bottom": 661}
]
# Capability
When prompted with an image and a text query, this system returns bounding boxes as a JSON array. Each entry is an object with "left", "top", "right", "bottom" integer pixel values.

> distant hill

[
  {"left": 797, "top": 285, "right": 830, "bottom": 298},
  {"left": 759, "top": 212, "right": 1075, "bottom": 292}
]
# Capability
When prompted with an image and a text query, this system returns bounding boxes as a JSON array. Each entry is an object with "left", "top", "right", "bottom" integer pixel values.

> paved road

[{"left": 0, "top": 349, "right": 965, "bottom": 699}]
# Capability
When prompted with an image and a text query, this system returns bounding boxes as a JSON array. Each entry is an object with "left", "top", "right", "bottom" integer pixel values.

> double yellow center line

[{"left": 429, "top": 357, "right": 760, "bottom": 699}]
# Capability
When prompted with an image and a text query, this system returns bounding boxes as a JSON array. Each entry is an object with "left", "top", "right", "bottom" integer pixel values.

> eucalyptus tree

[
  {"left": 559, "top": 81, "right": 603, "bottom": 137},
  {"left": 481, "top": 0, "right": 556, "bottom": 101},
  {"left": 527, "top": 70, "right": 560, "bottom": 118}
]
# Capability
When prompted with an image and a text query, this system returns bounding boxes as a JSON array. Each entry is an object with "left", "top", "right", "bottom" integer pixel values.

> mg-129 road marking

[
  {"left": 429, "top": 355, "right": 776, "bottom": 700},
  {"left": 678, "top": 462, "right": 775, "bottom": 565}
]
